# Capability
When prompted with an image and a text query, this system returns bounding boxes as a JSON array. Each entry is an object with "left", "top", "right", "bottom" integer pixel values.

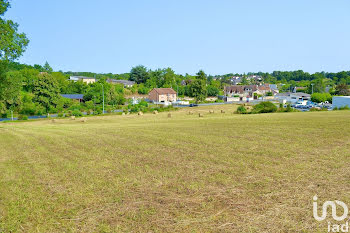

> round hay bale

[
  {"left": 51, "top": 119, "right": 57, "bottom": 123},
  {"left": 168, "top": 113, "right": 172, "bottom": 118},
  {"left": 209, "top": 110, "right": 214, "bottom": 114},
  {"left": 138, "top": 111, "right": 143, "bottom": 116},
  {"left": 153, "top": 110, "right": 158, "bottom": 114},
  {"left": 81, "top": 118, "right": 86, "bottom": 123},
  {"left": 199, "top": 113, "right": 204, "bottom": 117},
  {"left": 188, "top": 111, "right": 193, "bottom": 115},
  {"left": 221, "top": 110, "right": 225, "bottom": 113},
  {"left": 70, "top": 116, "right": 76, "bottom": 120},
  {"left": 122, "top": 112, "right": 125, "bottom": 115}
]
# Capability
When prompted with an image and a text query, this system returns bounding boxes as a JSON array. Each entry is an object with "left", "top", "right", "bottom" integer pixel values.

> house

[
  {"left": 333, "top": 96, "right": 350, "bottom": 108},
  {"left": 61, "top": 94, "right": 84, "bottom": 102},
  {"left": 224, "top": 84, "right": 273, "bottom": 100},
  {"left": 256, "top": 84, "right": 272, "bottom": 95},
  {"left": 275, "top": 92, "right": 311, "bottom": 104},
  {"left": 269, "top": 84, "right": 279, "bottom": 94},
  {"left": 230, "top": 76, "right": 242, "bottom": 85},
  {"left": 106, "top": 79, "right": 135, "bottom": 88},
  {"left": 69, "top": 76, "right": 96, "bottom": 84},
  {"left": 148, "top": 88, "right": 177, "bottom": 103}
]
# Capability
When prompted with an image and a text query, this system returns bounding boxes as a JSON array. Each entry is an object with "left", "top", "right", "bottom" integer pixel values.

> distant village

[{"left": 66, "top": 74, "right": 349, "bottom": 111}]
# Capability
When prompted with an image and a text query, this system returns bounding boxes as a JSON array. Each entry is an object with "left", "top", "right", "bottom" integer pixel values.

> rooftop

[
  {"left": 61, "top": 94, "right": 84, "bottom": 99},
  {"left": 70, "top": 76, "right": 96, "bottom": 80},
  {"left": 107, "top": 79, "right": 135, "bottom": 85},
  {"left": 152, "top": 88, "right": 177, "bottom": 95}
]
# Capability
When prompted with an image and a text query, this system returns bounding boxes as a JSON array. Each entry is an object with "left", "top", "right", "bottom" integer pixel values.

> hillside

[{"left": 0, "top": 105, "right": 349, "bottom": 232}]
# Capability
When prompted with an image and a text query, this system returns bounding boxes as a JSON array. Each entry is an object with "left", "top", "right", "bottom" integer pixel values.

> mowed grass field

[{"left": 0, "top": 105, "right": 349, "bottom": 232}]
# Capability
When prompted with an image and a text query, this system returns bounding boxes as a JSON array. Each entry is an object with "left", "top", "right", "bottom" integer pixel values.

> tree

[
  {"left": 335, "top": 83, "right": 350, "bottom": 96},
  {"left": 308, "top": 76, "right": 326, "bottom": 93},
  {"left": 241, "top": 77, "right": 249, "bottom": 85},
  {"left": 0, "top": 70, "right": 23, "bottom": 114},
  {"left": 311, "top": 93, "right": 332, "bottom": 103},
  {"left": 190, "top": 70, "right": 207, "bottom": 103},
  {"left": 207, "top": 85, "right": 219, "bottom": 96},
  {"left": 196, "top": 70, "right": 207, "bottom": 81},
  {"left": 33, "top": 73, "right": 60, "bottom": 112},
  {"left": 21, "top": 68, "right": 39, "bottom": 92},
  {"left": 129, "top": 65, "right": 149, "bottom": 84},
  {"left": 43, "top": 61, "right": 53, "bottom": 73},
  {"left": 0, "top": 0, "right": 29, "bottom": 61},
  {"left": 163, "top": 68, "right": 176, "bottom": 87}
]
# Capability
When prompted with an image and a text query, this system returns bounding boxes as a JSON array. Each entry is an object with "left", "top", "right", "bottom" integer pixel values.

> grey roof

[
  {"left": 70, "top": 76, "right": 96, "bottom": 80},
  {"left": 275, "top": 92, "right": 310, "bottom": 97},
  {"left": 61, "top": 94, "right": 84, "bottom": 99},
  {"left": 107, "top": 79, "right": 135, "bottom": 85},
  {"left": 269, "top": 84, "right": 278, "bottom": 90},
  {"left": 293, "top": 92, "right": 311, "bottom": 97}
]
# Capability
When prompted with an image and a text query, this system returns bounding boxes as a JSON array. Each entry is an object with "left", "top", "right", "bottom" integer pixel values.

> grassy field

[{"left": 0, "top": 105, "right": 349, "bottom": 232}]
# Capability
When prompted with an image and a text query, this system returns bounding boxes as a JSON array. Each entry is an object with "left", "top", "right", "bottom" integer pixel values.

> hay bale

[
  {"left": 51, "top": 119, "right": 57, "bottom": 123},
  {"left": 127, "top": 112, "right": 130, "bottom": 115},
  {"left": 168, "top": 113, "right": 172, "bottom": 118},
  {"left": 199, "top": 113, "right": 204, "bottom": 117},
  {"left": 221, "top": 110, "right": 225, "bottom": 113},
  {"left": 70, "top": 116, "right": 76, "bottom": 120},
  {"left": 81, "top": 118, "right": 86, "bottom": 123},
  {"left": 188, "top": 111, "right": 194, "bottom": 115},
  {"left": 122, "top": 112, "right": 125, "bottom": 115},
  {"left": 153, "top": 110, "right": 158, "bottom": 114},
  {"left": 209, "top": 110, "right": 214, "bottom": 114},
  {"left": 138, "top": 111, "right": 143, "bottom": 116}
]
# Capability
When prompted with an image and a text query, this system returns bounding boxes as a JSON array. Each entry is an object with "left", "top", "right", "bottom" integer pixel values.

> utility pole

[{"left": 311, "top": 83, "right": 314, "bottom": 94}]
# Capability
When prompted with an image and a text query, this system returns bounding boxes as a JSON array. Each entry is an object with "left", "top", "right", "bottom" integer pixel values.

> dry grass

[{"left": 0, "top": 104, "right": 349, "bottom": 232}]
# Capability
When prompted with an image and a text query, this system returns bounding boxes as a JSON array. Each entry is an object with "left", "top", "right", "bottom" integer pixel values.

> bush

[
  {"left": 72, "top": 109, "right": 82, "bottom": 117},
  {"left": 49, "top": 107, "right": 58, "bottom": 114},
  {"left": 65, "top": 110, "right": 72, "bottom": 117},
  {"left": 252, "top": 101, "right": 277, "bottom": 114},
  {"left": 20, "top": 102, "right": 36, "bottom": 115},
  {"left": 18, "top": 114, "right": 28, "bottom": 120},
  {"left": 35, "top": 104, "right": 46, "bottom": 115},
  {"left": 237, "top": 105, "right": 247, "bottom": 114},
  {"left": 285, "top": 104, "right": 293, "bottom": 112},
  {"left": 139, "top": 100, "right": 149, "bottom": 107},
  {"left": 57, "top": 112, "right": 64, "bottom": 117},
  {"left": 137, "top": 85, "right": 149, "bottom": 94},
  {"left": 338, "top": 105, "right": 350, "bottom": 110},
  {"left": 279, "top": 104, "right": 294, "bottom": 112},
  {"left": 311, "top": 93, "right": 332, "bottom": 103}
]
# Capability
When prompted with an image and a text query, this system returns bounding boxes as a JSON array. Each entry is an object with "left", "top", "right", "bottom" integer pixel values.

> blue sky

[{"left": 6, "top": 0, "right": 350, "bottom": 75}]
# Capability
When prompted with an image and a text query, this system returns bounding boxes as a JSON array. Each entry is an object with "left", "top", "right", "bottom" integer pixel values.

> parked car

[{"left": 189, "top": 103, "right": 198, "bottom": 107}]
